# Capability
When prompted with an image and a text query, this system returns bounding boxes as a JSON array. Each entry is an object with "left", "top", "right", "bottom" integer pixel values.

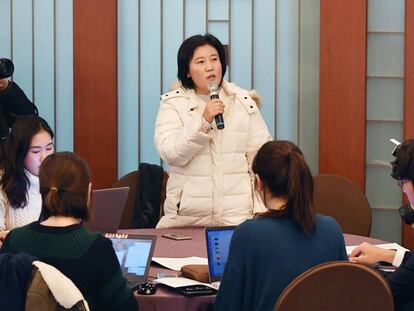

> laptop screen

[
  {"left": 106, "top": 233, "right": 156, "bottom": 283},
  {"left": 205, "top": 226, "right": 236, "bottom": 283},
  {"left": 87, "top": 187, "right": 129, "bottom": 233}
]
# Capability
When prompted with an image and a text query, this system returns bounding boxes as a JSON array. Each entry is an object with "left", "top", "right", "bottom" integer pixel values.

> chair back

[
  {"left": 313, "top": 174, "right": 372, "bottom": 236},
  {"left": 274, "top": 261, "right": 394, "bottom": 311},
  {"left": 113, "top": 170, "right": 139, "bottom": 229},
  {"left": 26, "top": 262, "right": 89, "bottom": 311},
  {"left": 113, "top": 168, "right": 168, "bottom": 229}
]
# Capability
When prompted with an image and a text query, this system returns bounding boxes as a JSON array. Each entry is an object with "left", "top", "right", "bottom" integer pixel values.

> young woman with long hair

[
  {"left": 0, "top": 115, "right": 54, "bottom": 232},
  {"left": 215, "top": 140, "right": 347, "bottom": 311},
  {"left": 1, "top": 152, "right": 137, "bottom": 310}
]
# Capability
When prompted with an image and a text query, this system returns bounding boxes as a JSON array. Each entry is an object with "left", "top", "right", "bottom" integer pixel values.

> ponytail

[
  {"left": 287, "top": 152, "right": 315, "bottom": 236},
  {"left": 253, "top": 140, "right": 315, "bottom": 235},
  {"left": 39, "top": 152, "right": 90, "bottom": 221},
  {"left": 42, "top": 187, "right": 60, "bottom": 218}
]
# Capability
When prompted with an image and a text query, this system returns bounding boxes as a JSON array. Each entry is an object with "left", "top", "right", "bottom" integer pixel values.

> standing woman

[
  {"left": 0, "top": 115, "right": 54, "bottom": 232},
  {"left": 155, "top": 33, "right": 271, "bottom": 228},
  {"left": 215, "top": 141, "right": 347, "bottom": 311},
  {"left": 1, "top": 152, "right": 137, "bottom": 310}
]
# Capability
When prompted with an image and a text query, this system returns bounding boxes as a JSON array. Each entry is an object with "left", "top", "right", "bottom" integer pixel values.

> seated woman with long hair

[
  {"left": 215, "top": 140, "right": 347, "bottom": 311},
  {"left": 1, "top": 152, "right": 137, "bottom": 310},
  {"left": 0, "top": 115, "right": 54, "bottom": 233}
]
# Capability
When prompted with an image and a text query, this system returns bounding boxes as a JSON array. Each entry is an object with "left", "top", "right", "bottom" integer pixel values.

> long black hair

[
  {"left": 0, "top": 115, "right": 54, "bottom": 208},
  {"left": 252, "top": 140, "right": 315, "bottom": 235}
]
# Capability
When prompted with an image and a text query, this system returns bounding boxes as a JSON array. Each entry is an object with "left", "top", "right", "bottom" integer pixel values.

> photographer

[
  {"left": 349, "top": 139, "right": 414, "bottom": 310},
  {"left": 0, "top": 58, "right": 38, "bottom": 162}
]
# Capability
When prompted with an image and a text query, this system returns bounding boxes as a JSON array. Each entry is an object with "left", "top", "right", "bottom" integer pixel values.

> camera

[
  {"left": 0, "top": 58, "right": 14, "bottom": 79},
  {"left": 399, "top": 204, "right": 414, "bottom": 225}
]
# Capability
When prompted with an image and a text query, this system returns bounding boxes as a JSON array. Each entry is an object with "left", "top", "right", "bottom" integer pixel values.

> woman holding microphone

[{"left": 155, "top": 33, "right": 271, "bottom": 228}]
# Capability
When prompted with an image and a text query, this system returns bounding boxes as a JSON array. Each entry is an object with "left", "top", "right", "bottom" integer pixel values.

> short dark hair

[
  {"left": 177, "top": 33, "right": 227, "bottom": 89},
  {"left": 39, "top": 152, "right": 91, "bottom": 221},
  {"left": 1, "top": 115, "right": 54, "bottom": 208},
  {"left": 252, "top": 140, "right": 315, "bottom": 235},
  {"left": 391, "top": 139, "right": 414, "bottom": 182}
]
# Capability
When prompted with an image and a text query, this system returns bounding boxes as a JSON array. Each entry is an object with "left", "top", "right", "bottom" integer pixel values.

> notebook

[
  {"left": 86, "top": 187, "right": 129, "bottom": 232},
  {"left": 205, "top": 226, "right": 236, "bottom": 288},
  {"left": 106, "top": 233, "right": 157, "bottom": 289}
]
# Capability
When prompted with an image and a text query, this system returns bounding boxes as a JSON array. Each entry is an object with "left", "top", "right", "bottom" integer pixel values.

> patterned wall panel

[
  {"left": 0, "top": 0, "right": 73, "bottom": 151},
  {"left": 366, "top": 0, "right": 405, "bottom": 243},
  {"left": 253, "top": 0, "right": 276, "bottom": 145},
  {"left": 3, "top": 0, "right": 411, "bottom": 242},
  {"left": 117, "top": 0, "right": 319, "bottom": 177},
  {"left": 3, "top": 0, "right": 319, "bottom": 197},
  {"left": 118, "top": 0, "right": 139, "bottom": 175}
]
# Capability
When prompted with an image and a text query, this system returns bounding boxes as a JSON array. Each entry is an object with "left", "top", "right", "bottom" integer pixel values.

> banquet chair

[
  {"left": 313, "top": 174, "right": 372, "bottom": 236},
  {"left": 113, "top": 165, "right": 168, "bottom": 229},
  {"left": 274, "top": 261, "right": 394, "bottom": 311},
  {"left": 26, "top": 261, "right": 89, "bottom": 311}
]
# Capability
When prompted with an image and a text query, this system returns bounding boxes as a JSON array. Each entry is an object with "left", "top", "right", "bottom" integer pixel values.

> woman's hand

[
  {"left": 0, "top": 79, "right": 10, "bottom": 91},
  {"left": 202, "top": 99, "right": 224, "bottom": 123},
  {"left": 349, "top": 242, "right": 396, "bottom": 265}
]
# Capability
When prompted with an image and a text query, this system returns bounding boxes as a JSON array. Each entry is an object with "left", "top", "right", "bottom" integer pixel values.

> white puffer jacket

[{"left": 155, "top": 80, "right": 272, "bottom": 228}]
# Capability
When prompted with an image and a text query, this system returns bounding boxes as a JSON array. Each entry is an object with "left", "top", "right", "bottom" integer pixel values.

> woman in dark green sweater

[{"left": 1, "top": 152, "right": 137, "bottom": 311}]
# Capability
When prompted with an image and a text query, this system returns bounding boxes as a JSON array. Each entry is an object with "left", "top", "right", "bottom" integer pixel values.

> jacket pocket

[
  {"left": 164, "top": 173, "right": 185, "bottom": 215},
  {"left": 178, "top": 176, "right": 212, "bottom": 216}
]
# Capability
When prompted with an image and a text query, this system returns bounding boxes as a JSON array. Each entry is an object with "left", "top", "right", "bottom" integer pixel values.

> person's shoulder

[
  {"left": 236, "top": 218, "right": 269, "bottom": 234},
  {"left": 315, "top": 213, "right": 335, "bottom": 224},
  {"left": 81, "top": 230, "right": 117, "bottom": 259},
  {"left": 81, "top": 228, "right": 108, "bottom": 243},
  {"left": 222, "top": 81, "right": 261, "bottom": 112},
  {"left": 315, "top": 214, "right": 342, "bottom": 231},
  {"left": 6, "top": 222, "right": 34, "bottom": 238},
  {"left": 160, "top": 87, "right": 189, "bottom": 103},
  {"left": 90, "top": 232, "right": 117, "bottom": 250}
]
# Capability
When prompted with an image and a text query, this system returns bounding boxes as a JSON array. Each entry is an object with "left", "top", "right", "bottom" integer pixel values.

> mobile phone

[{"left": 162, "top": 233, "right": 192, "bottom": 240}]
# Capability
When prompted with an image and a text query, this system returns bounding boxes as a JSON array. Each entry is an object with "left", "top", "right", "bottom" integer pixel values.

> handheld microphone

[{"left": 207, "top": 82, "right": 225, "bottom": 130}]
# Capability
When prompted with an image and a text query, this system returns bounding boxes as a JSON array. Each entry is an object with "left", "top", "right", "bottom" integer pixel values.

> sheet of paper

[
  {"left": 152, "top": 256, "right": 208, "bottom": 271},
  {"left": 346, "top": 242, "right": 409, "bottom": 255},
  {"left": 154, "top": 277, "right": 216, "bottom": 289}
]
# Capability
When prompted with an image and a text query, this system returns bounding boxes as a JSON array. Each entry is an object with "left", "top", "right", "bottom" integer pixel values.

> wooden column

[
  {"left": 319, "top": 0, "right": 367, "bottom": 191},
  {"left": 73, "top": 0, "right": 118, "bottom": 189},
  {"left": 402, "top": 0, "right": 414, "bottom": 250}
]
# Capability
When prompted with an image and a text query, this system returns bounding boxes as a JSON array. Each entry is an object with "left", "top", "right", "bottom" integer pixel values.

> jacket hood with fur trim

[{"left": 169, "top": 80, "right": 262, "bottom": 108}]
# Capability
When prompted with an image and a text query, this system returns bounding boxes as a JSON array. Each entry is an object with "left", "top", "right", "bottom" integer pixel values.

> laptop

[
  {"left": 86, "top": 187, "right": 129, "bottom": 232},
  {"left": 106, "top": 233, "right": 157, "bottom": 289},
  {"left": 205, "top": 226, "right": 236, "bottom": 289}
]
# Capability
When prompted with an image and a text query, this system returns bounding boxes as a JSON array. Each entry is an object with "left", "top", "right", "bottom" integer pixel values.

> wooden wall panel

[
  {"left": 402, "top": 0, "right": 414, "bottom": 250},
  {"left": 73, "top": 0, "right": 117, "bottom": 189},
  {"left": 319, "top": 0, "right": 367, "bottom": 191}
]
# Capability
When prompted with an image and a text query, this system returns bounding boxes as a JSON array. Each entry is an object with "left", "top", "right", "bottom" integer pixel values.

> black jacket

[
  {"left": 133, "top": 163, "right": 164, "bottom": 228},
  {"left": 0, "top": 81, "right": 37, "bottom": 159},
  {"left": 0, "top": 252, "right": 37, "bottom": 311},
  {"left": 385, "top": 251, "right": 414, "bottom": 310}
]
